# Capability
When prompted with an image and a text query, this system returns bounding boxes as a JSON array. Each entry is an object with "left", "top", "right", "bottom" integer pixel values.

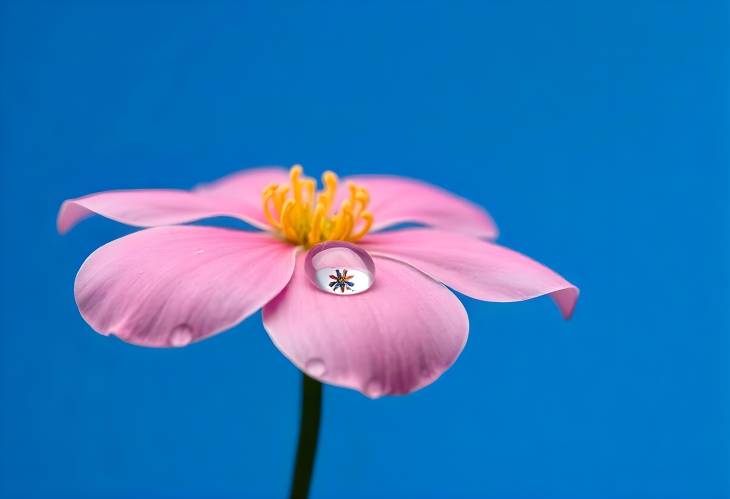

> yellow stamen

[
  {"left": 280, "top": 199, "right": 298, "bottom": 241},
  {"left": 290, "top": 164, "right": 303, "bottom": 203},
  {"left": 330, "top": 207, "right": 351, "bottom": 241},
  {"left": 262, "top": 184, "right": 281, "bottom": 229},
  {"left": 274, "top": 185, "right": 289, "bottom": 212},
  {"left": 303, "top": 178, "right": 316, "bottom": 207},
  {"left": 355, "top": 189, "right": 369, "bottom": 209},
  {"left": 261, "top": 165, "right": 375, "bottom": 246},
  {"left": 308, "top": 203, "right": 326, "bottom": 243},
  {"left": 350, "top": 211, "right": 374, "bottom": 241},
  {"left": 322, "top": 171, "right": 338, "bottom": 207},
  {"left": 333, "top": 199, "right": 349, "bottom": 234},
  {"left": 348, "top": 182, "right": 358, "bottom": 206}
]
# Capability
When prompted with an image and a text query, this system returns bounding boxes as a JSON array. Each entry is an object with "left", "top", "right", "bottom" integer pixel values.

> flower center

[{"left": 262, "top": 165, "right": 374, "bottom": 247}]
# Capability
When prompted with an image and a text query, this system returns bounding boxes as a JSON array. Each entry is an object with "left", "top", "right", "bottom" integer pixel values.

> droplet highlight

[
  {"left": 304, "top": 241, "right": 375, "bottom": 296},
  {"left": 170, "top": 324, "right": 193, "bottom": 347},
  {"left": 305, "top": 358, "right": 327, "bottom": 377},
  {"left": 365, "top": 379, "right": 384, "bottom": 398}
]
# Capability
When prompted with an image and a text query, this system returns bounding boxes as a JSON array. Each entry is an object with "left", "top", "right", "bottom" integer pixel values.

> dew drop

[
  {"left": 170, "top": 324, "right": 193, "bottom": 347},
  {"left": 305, "top": 358, "right": 327, "bottom": 377},
  {"left": 304, "top": 241, "right": 375, "bottom": 296},
  {"left": 365, "top": 379, "right": 384, "bottom": 398},
  {"left": 194, "top": 249, "right": 205, "bottom": 255}
]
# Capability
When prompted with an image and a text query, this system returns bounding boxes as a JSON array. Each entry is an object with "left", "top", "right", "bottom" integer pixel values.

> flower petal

[
  {"left": 75, "top": 226, "right": 297, "bottom": 347},
  {"left": 58, "top": 189, "right": 269, "bottom": 234},
  {"left": 193, "top": 166, "right": 290, "bottom": 203},
  {"left": 360, "top": 228, "right": 578, "bottom": 319},
  {"left": 345, "top": 175, "right": 498, "bottom": 238},
  {"left": 262, "top": 253, "right": 469, "bottom": 397}
]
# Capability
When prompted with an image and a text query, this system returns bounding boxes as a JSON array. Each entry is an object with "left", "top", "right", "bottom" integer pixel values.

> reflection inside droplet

[
  {"left": 170, "top": 324, "right": 193, "bottom": 347},
  {"left": 305, "top": 241, "right": 375, "bottom": 296}
]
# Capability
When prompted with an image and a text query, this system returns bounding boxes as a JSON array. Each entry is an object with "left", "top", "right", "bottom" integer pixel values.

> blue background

[{"left": 1, "top": 1, "right": 728, "bottom": 498}]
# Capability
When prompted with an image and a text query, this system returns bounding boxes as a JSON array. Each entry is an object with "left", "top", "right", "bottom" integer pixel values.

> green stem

[{"left": 289, "top": 373, "right": 323, "bottom": 499}]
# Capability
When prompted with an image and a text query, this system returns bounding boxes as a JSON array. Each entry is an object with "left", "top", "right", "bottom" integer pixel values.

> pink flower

[{"left": 58, "top": 165, "right": 578, "bottom": 398}]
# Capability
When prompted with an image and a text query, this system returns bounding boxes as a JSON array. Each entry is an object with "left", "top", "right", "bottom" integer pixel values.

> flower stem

[{"left": 289, "top": 373, "right": 323, "bottom": 499}]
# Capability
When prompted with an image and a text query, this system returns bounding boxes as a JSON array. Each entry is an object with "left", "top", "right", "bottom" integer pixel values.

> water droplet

[
  {"left": 305, "top": 358, "right": 326, "bottom": 377},
  {"left": 194, "top": 249, "right": 205, "bottom": 255},
  {"left": 170, "top": 324, "right": 193, "bottom": 347},
  {"left": 365, "top": 379, "right": 384, "bottom": 398},
  {"left": 304, "top": 241, "right": 375, "bottom": 296}
]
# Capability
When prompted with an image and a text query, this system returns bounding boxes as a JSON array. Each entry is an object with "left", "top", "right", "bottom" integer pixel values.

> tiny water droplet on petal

[
  {"left": 195, "top": 249, "right": 205, "bottom": 255},
  {"left": 305, "top": 241, "right": 375, "bottom": 296},
  {"left": 305, "top": 358, "right": 327, "bottom": 377},
  {"left": 365, "top": 379, "right": 384, "bottom": 398},
  {"left": 170, "top": 324, "right": 193, "bottom": 347}
]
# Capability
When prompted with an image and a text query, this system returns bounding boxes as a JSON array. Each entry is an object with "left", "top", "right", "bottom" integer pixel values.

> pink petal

[
  {"left": 57, "top": 189, "right": 270, "bottom": 234},
  {"left": 345, "top": 175, "right": 498, "bottom": 238},
  {"left": 262, "top": 253, "right": 469, "bottom": 397},
  {"left": 360, "top": 228, "right": 579, "bottom": 319},
  {"left": 75, "top": 226, "right": 297, "bottom": 347},
  {"left": 193, "top": 166, "right": 290, "bottom": 203}
]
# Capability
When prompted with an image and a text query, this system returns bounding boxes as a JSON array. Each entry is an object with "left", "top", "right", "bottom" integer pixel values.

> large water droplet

[
  {"left": 365, "top": 379, "right": 384, "bottom": 398},
  {"left": 305, "top": 358, "right": 327, "bottom": 377},
  {"left": 170, "top": 324, "right": 193, "bottom": 347},
  {"left": 305, "top": 241, "right": 375, "bottom": 296}
]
